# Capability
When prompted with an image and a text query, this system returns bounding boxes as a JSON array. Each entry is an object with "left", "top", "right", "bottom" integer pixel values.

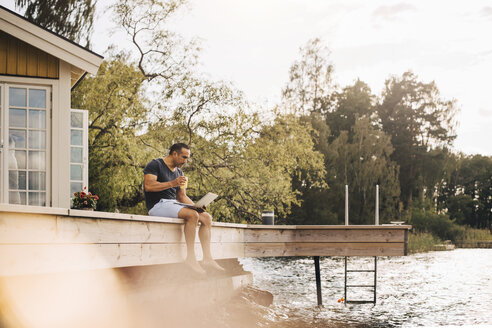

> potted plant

[{"left": 72, "top": 187, "right": 99, "bottom": 210}]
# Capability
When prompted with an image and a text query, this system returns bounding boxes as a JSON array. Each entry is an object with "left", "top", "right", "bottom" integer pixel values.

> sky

[{"left": 2, "top": 0, "right": 491, "bottom": 156}]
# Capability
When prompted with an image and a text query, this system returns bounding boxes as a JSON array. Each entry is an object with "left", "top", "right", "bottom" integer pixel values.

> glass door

[
  {"left": 4, "top": 84, "right": 50, "bottom": 206},
  {"left": 70, "top": 109, "right": 88, "bottom": 196}
]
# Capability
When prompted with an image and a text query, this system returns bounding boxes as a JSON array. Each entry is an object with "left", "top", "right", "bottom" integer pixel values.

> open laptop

[{"left": 175, "top": 192, "right": 218, "bottom": 212}]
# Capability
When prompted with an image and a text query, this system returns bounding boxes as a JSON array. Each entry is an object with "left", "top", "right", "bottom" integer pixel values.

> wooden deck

[{"left": 0, "top": 204, "right": 411, "bottom": 276}]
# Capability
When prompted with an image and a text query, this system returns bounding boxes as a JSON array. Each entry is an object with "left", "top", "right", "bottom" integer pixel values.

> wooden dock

[
  {"left": 0, "top": 204, "right": 410, "bottom": 276},
  {"left": 0, "top": 205, "right": 411, "bottom": 327}
]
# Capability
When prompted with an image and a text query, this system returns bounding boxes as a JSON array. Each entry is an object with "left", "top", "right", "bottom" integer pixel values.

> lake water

[{"left": 218, "top": 249, "right": 492, "bottom": 327}]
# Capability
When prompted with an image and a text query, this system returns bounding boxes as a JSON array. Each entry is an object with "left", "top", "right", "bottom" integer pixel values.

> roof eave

[{"left": 0, "top": 6, "right": 103, "bottom": 75}]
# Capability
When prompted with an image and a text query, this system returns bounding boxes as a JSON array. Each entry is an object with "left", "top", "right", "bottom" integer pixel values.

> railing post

[
  {"left": 375, "top": 185, "right": 379, "bottom": 226},
  {"left": 314, "top": 256, "right": 322, "bottom": 306},
  {"left": 345, "top": 185, "right": 349, "bottom": 226}
]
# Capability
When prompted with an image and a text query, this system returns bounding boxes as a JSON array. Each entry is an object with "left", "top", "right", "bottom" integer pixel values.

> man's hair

[{"left": 169, "top": 143, "right": 190, "bottom": 155}]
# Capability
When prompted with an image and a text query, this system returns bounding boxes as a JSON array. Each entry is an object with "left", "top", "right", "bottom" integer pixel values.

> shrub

[{"left": 410, "top": 207, "right": 465, "bottom": 242}]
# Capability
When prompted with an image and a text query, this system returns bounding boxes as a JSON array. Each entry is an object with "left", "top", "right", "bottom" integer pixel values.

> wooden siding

[
  {"left": 0, "top": 30, "right": 59, "bottom": 79},
  {"left": 0, "top": 207, "right": 411, "bottom": 276}
]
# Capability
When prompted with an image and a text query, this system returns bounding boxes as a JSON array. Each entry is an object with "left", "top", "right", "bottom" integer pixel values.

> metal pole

[
  {"left": 344, "top": 256, "right": 347, "bottom": 305},
  {"left": 314, "top": 256, "right": 322, "bottom": 306},
  {"left": 374, "top": 256, "right": 377, "bottom": 304},
  {"left": 345, "top": 185, "right": 349, "bottom": 226},
  {"left": 375, "top": 185, "right": 379, "bottom": 226}
]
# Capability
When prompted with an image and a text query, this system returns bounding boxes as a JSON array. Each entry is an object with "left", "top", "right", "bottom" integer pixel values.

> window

[
  {"left": 1, "top": 84, "right": 50, "bottom": 206},
  {"left": 69, "top": 109, "right": 88, "bottom": 197}
]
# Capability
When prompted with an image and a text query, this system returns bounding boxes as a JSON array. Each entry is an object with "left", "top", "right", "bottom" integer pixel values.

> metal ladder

[{"left": 344, "top": 256, "right": 377, "bottom": 305}]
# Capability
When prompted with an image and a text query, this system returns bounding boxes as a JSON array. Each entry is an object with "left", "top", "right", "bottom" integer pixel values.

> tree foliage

[
  {"left": 70, "top": 1, "right": 326, "bottom": 222},
  {"left": 281, "top": 41, "right": 400, "bottom": 225},
  {"left": 378, "top": 71, "right": 458, "bottom": 210},
  {"left": 329, "top": 117, "right": 400, "bottom": 224},
  {"left": 282, "top": 38, "right": 334, "bottom": 115},
  {"left": 15, "top": 0, "right": 96, "bottom": 47},
  {"left": 113, "top": 0, "right": 198, "bottom": 89},
  {"left": 65, "top": 1, "right": 489, "bottom": 230},
  {"left": 438, "top": 154, "right": 492, "bottom": 229},
  {"left": 71, "top": 58, "right": 149, "bottom": 211}
]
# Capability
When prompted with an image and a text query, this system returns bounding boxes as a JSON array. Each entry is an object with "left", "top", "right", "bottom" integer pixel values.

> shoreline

[{"left": 408, "top": 231, "right": 492, "bottom": 254}]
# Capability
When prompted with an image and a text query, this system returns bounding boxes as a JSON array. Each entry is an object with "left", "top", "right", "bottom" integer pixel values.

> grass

[
  {"left": 457, "top": 227, "right": 492, "bottom": 242},
  {"left": 407, "top": 232, "right": 443, "bottom": 254}
]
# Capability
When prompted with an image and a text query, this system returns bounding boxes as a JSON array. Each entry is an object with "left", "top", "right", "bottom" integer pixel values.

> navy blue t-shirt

[{"left": 143, "top": 158, "right": 183, "bottom": 211}]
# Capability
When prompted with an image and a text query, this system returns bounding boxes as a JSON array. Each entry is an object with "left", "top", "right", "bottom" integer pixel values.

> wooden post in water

[{"left": 314, "top": 256, "right": 322, "bottom": 306}]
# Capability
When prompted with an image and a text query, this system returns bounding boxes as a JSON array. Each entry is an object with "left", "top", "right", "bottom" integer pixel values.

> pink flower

[{"left": 84, "top": 201, "right": 88, "bottom": 205}]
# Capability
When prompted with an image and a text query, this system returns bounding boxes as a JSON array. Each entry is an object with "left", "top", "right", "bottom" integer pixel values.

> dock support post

[
  {"left": 344, "top": 256, "right": 347, "bottom": 304},
  {"left": 314, "top": 256, "right": 322, "bottom": 306},
  {"left": 373, "top": 256, "right": 377, "bottom": 304}
]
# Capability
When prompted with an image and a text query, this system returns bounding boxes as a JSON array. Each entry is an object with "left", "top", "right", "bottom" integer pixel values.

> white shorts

[{"left": 148, "top": 199, "right": 186, "bottom": 218}]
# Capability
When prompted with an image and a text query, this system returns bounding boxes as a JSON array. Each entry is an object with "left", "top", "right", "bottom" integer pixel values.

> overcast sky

[{"left": 2, "top": 0, "right": 491, "bottom": 156}]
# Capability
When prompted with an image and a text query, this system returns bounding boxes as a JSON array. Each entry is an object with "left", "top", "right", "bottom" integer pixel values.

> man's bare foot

[
  {"left": 184, "top": 259, "right": 207, "bottom": 276},
  {"left": 201, "top": 259, "right": 226, "bottom": 274}
]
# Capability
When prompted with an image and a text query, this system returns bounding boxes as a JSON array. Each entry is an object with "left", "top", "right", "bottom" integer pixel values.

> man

[{"left": 144, "top": 143, "right": 225, "bottom": 275}]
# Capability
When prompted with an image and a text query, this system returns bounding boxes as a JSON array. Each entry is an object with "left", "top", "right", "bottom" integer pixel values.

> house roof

[{"left": 0, "top": 5, "right": 103, "bottom": 76}]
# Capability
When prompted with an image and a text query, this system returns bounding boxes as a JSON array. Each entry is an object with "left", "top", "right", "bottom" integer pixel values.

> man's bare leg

[
  {"left": 198, "top": 212, "right": 226, "bottom": 272},
  {"left": 178, "top": 207, "right": 206, "bottom": 275}
]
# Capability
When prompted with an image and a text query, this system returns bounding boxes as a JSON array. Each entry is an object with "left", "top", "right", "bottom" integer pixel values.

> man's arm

[
  {"left": 176, "top": 186, "right": 194, "bottom": 205},
  {"left": 144, "top": 174, "right": 186, "bottom": 192}
]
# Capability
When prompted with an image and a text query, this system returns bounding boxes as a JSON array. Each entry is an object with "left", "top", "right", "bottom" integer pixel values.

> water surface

[{"left": 234, "top": 249, "right": 492, "bottom": 327}]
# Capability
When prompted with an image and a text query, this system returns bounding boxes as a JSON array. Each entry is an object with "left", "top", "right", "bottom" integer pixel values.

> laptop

[{"left": 175, "top": 192, "right": 218, "bottom": 212}]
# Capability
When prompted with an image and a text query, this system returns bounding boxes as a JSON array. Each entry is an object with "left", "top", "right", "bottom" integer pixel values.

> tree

[
  {"left": 15, "top": 0, "right": 96, "bottom": 47},
  {"left": 329, "top": 117, "right": 400, "bottom": 224},
  {"left": 113, "top": 0, "right": 198, "bottom": 90},
  {"left": 326, "top": 79, "right": 375, "bottom": 141},
  {"left": 439, "top": 154, "right": 492, "bottom": 229},
  {"left": 282, "top": 38, "right": 334, "bottom": 115},
  {"left": 378, "top": 71, "right": 458, "bottom": 210},
  {"left": 71, "top": 58, "right": 149, "bottom": 212},
  {"left": 143, "top": 100, "right": 327, "bottom": 222}
]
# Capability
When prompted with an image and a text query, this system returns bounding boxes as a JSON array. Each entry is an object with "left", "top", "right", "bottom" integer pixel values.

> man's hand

[
  {"left": 191, "top": 205, "right": 206, "bottom": 213},
  {"left": 173, "top": 176, "right": 187, "bottom": 187}
]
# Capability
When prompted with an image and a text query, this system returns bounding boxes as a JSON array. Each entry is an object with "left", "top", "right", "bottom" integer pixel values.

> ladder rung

[
  {"left": 345, "top": 300, "right": 375, "bottom": 304},
  {"left": 346, "top": 269, "right": 375, "bottom": 272},
  {"left": 346, "top": 284, "right": 375, "bottom": 288}
]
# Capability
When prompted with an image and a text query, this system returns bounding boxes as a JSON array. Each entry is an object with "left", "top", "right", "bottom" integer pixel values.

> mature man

[{"left": 143, "top": 143, "right": 224, "bottom": 275}]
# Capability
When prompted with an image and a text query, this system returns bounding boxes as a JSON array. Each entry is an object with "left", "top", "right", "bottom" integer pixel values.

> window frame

[
  {"left": 69, "top": 108, "right": 88, "bottom": 198},
  {"left": 0, "top": 83, "right": 51, "bottom": 206}
]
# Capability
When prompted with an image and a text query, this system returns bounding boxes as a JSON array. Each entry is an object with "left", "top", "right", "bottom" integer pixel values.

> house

[{"left": 0, "top": 5, "right": 103, "bottom": 208}]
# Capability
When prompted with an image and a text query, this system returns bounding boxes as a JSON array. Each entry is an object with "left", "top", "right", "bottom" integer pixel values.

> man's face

[{"left": 172, "top": 148, "right": 191, "bottom": 168}]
